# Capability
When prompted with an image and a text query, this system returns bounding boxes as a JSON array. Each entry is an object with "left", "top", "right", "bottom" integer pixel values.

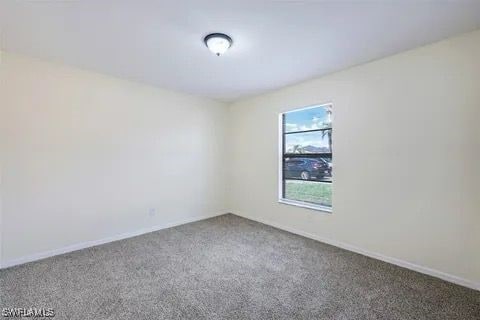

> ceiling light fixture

[{"left": 204, "top": 33, "right": 233, "bottom": 56}]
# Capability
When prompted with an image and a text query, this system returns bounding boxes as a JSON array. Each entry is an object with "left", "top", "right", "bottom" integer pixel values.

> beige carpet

[{"left": 1, "top": 214, "right": 479, "bottom": 319}]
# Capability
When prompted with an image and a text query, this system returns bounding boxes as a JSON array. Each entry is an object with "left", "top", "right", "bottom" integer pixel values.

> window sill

[{"left": 278, "top": 198, "right": 332, "bottom": 213}]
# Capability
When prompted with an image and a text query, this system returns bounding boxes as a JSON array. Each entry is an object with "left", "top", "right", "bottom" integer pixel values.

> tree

[
  {"left": 322, "top": 106, "right": 333, "bottom": 151},
  {"left": 292, "top": 144, "right": 304, "bottom": 154},
  {"left": 321, "top": 129, "right": 332, "bottom": 152}
]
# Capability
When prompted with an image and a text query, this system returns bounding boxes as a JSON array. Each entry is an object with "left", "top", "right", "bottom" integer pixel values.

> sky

[
  {"left": 285, "top": 131, "right": 329, "bottom": 152},
  {"left": 284, "top": 105, "right": 332, "bottom": 133},
  {"left": 284, "top": 105, "right": 332, "bottom": 152}
]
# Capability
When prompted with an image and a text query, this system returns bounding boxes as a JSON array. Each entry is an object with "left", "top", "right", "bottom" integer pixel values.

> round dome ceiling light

[{"left": 204, "top": 33, "right": 233, "bottom": 56}]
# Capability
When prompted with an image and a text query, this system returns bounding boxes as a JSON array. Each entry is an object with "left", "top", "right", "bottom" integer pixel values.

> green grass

[{"left": 284, "top": 180, "right": 332, "bottom": 207}]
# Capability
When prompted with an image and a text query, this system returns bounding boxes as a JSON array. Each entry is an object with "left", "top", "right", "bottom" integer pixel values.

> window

[{"left": 279, "top": 103, "right": 333, "bottom": 211}]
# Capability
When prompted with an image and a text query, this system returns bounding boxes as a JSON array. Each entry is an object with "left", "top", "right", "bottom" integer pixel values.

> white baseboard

[
  {"left": 231, "top": 212, "right": 480, "bottom": 291},
  {"left": 0, "top": 212, "right": 224, "bottom": 269},
  {"left": 3, "top": 211, "right": 478, "bottom": 291}
]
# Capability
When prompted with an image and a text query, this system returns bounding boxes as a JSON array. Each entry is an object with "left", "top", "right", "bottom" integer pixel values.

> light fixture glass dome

[{"left": 204, "top": 33, "right": 232, "bottom": 56}]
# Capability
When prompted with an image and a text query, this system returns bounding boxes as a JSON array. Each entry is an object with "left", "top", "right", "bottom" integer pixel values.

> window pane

[
  {"left": 281, "top": 103, "right": 333, "bottom": 209},
  {"left": 284, "top": 105, "right": 332, "bottom": 133},
  {"left": 285, "top": 130, "right": 332, "bottom": 154},
  {"left": 284, "top": 180, "right": 332, "bottom": 207},
  {"left": 284, "top": 156, "right": 332, "bottom": 182}
]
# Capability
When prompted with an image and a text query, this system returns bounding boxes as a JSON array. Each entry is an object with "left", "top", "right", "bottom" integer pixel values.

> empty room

[{"left": 0, "top": 1, "right": 479, "bottom": 319}]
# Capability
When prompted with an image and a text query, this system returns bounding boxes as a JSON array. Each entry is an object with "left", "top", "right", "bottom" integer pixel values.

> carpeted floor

[{"left": 1, "top": 214, "right": 479, "bottom": 320}]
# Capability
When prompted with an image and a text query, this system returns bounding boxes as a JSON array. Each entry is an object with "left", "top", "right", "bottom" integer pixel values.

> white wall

[
  {"left": 1, "top": 30, "right": 479, "bottom": 290},
  {"left": 0, "top": 51, "right": 4, "bottom": 265},
  {"left": 228, "top": 30, "right": 480, "bottom": 288},
  {"left": 0, "top": 52, "right": 228, "bottom": 265}
]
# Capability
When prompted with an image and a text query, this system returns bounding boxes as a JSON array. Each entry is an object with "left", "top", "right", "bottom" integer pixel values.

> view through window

[{"left": 280, "top": 104, "right": 332, "bottom": 209}]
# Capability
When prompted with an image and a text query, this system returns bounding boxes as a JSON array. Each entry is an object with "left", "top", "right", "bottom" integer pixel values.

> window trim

[{"left": 278, "top": 102, "right": 333, "bottom": 213}]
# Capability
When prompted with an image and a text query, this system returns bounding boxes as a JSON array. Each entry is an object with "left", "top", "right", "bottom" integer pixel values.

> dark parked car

[{"left": 284, "top": 158, "right": 331, "bottom": 181}]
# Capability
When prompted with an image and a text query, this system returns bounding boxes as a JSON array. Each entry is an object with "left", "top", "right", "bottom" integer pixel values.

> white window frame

[{"left": 278, "top": 103, "right": 333, "bottom": 213}]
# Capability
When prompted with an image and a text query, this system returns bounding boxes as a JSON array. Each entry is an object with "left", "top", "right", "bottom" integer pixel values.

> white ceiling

[{"left": 1, "top": 1, "right": 480, "bottom": 101}]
